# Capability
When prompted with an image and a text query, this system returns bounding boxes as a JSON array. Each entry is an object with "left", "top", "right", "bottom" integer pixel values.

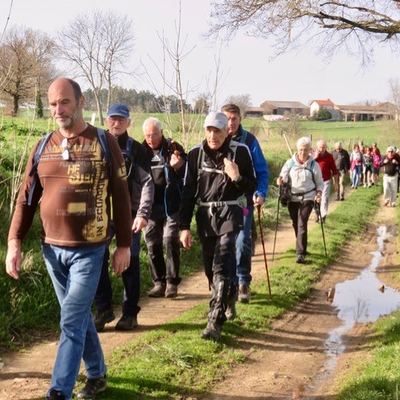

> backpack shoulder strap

[
  {"left": 228, "top": 140, "right": 239, "bottom": 161},
  {"left": 29, "top": 132, "right": 53, "bottom": 177},
  {"left": 96, "top": 128, "right": 112, "bottom": 175},
  {"left": 27, "top": 132, "right": 53, "bottom": 206},
  {"left": 240, "top": 130, "right": 248, "bottom": 144}
]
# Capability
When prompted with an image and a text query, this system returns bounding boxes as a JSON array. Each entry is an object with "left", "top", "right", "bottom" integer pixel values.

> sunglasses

[{"left": 61, "top": 137, "right": 70, "bottom": 160}]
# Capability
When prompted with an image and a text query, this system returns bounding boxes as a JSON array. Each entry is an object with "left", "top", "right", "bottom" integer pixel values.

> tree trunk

[
  {"left": 12, "top": 95, "right": 19, "bottom": 117},
  {"left": 94, "top": 90, "right": 104, "bottom": 125}
]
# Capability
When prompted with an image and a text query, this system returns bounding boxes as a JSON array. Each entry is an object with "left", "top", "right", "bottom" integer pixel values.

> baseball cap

[
  {"left": 204, "top": 111, "right": 228, "bottom": 130},
  {"left": 107, "top": 104, "right": 130, "bottom": 118}
]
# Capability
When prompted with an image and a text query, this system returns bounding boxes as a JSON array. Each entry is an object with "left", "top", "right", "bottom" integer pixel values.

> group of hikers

[
  {"left": 277, "top": 138, "right": 400, "bottom": 264},
  {"left": 4, "top": 77, "right": 399, "bottom": 400},
  {"left": 347, "top": 140, "right": 400, "bottom": 207},
  {"left": 5, "top": 78, "right": 269, "bottom": 400}
]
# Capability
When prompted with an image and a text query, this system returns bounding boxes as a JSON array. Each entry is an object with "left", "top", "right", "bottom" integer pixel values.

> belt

[{"left": 198, "top": 195, "right": 247, "bottom": 217}]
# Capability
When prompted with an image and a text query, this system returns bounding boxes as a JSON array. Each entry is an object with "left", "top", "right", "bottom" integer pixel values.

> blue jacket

[{"left": 232, "top": 125, "right": 269, "bottom": 201}]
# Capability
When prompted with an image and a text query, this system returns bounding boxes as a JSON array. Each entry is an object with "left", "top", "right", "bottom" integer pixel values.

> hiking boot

[
  {"left": 225, "top": 290, "right": 237, "bottom": 321},
  {"left": 225, "top": 303, "right": 236, "bottom": 321},
  {"left": 201, "top": 322, "right": 223, "bottom": 342},
  {"left": 340, "top": 196, "right": 344, "bottom": 201},
  {"left": 76, "top": 375, "right": 107, "bottom": 399},
  {"left": 148, "top": 284, "right": 166, "bottom": 298},
  {"left": 238, "top": 285, "right": 251, "bottom": 303},
  {"left": 94, "top": 308, "right": 115, "bottom": 332},
  {"left": 115, "top": 315, "right": 138, "bottom": 331},
  {"left": 165, "top": 283, "right": 178, "bottom": 298},
  {"left": 296, "top": 254, "right": 305, "bottom": 264},
  {"left": 48, "top": 390, "right": 66, "bottom": 400}
]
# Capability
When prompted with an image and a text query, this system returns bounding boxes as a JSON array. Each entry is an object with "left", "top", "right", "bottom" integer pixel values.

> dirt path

[{"left": 0, "top": 193, "right": 396, "bottom": 400}]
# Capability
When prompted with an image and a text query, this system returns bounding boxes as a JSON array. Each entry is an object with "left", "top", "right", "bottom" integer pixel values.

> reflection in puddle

[{"left": 308, "top": 226, "right": 400, "bottom": 396}]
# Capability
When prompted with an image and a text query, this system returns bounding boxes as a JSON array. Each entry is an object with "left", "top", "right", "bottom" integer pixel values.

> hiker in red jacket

[{"left": 314, "top": 140, "right": 338, "bottom": 223}]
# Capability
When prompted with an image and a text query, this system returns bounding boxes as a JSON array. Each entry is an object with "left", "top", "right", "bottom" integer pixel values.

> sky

[{"left": 1, "top": 0, "right": 399, "bottom": 109}]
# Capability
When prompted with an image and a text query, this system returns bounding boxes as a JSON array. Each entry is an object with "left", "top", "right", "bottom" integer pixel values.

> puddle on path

[{"left": 307, "top": 225, "right": 400, "bottom": 397}]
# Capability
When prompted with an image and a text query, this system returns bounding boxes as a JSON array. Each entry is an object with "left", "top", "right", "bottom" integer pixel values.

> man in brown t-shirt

[{"left": 5, "top": 78, "right": 132, "bottom": 400}]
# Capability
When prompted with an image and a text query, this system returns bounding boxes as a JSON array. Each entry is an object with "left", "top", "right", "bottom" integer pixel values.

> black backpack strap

[
  {"left": 95, "top": 128, "right": 112, "bottom": 176},
  {"left": 27, "top": 132, "right": 53, "bottom": 206},
  {"left": 123, "top": 136, "right": 135, "bottom": 177}
]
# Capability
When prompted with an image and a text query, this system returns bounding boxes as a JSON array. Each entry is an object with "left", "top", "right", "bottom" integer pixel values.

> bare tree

[
  {"left": 209, "top": 1, "right": 400, "bottom": 64},
  {"left": 0, "top": 26, "right": 56, "bottom": 116},
  {"left": 389, "top": 78, "right": 400, "bottom": 134},
  {"left": 225, "top": 94, "right": 252, "bottom": 114},
  {"left": 57, "top": 10, "right": 135, "bottom": 125}
]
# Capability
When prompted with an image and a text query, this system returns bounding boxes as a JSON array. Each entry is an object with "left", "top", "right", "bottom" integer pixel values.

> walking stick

[
  {"left": 256, "top": 205, "right": 272, "bottom": 296},
  {"left": 272, "top": 186, "right": 282, "bottom": 261},
  {"left": 314, "top": 202, "right": 328, "bottom": 257}
]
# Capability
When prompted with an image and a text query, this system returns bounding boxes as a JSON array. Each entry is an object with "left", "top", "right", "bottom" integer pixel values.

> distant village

[{"left": 246, "top": 99, "right": 397, "bottom": 122}]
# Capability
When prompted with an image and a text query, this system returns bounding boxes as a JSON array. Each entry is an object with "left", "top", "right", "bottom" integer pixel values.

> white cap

[
  {"left": 387, "top": 146, "right": 395, "bottom": 152},
  {"left": 204, "top": 111, "right": 228, "bottom": 130}
]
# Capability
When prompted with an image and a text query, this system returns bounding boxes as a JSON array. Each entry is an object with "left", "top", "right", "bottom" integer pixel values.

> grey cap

[{"left": 204, "top": 111, "right": 228, "bottom": 130}]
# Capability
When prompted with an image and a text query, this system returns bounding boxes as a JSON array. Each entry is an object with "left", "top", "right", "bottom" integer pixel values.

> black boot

[
  {"left": 201, "top": 277, "right": 230, "bottom": 342},
  {"left": 225, "top": 284, "right": 238, "bottom": 321}
]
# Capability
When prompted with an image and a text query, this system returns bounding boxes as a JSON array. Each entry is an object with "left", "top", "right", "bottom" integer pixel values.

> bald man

[{"left": 5, "top": 78, "right": 132, "bottom": 400}]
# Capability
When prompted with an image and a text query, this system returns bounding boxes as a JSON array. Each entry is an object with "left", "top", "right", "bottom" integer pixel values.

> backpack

[
  {"left": 27, "top": 128, "right": 111, "bottom": 206},
  {"left": 280, "top": 159, "right": 316, "bottom": 207},
  {"left": 195, "top": 140, "right": 239, "bottom": 198}
]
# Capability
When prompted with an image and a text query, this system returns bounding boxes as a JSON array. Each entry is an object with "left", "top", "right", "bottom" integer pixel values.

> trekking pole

[
  {"left": 314, "top": 201, "right": 327, "bottom": 257},
  {"left": 272, "top": 185, "right": 282, "bottom": 261},
  {"left": 256, "top": 205, "right": 272, "bottom": 296}
]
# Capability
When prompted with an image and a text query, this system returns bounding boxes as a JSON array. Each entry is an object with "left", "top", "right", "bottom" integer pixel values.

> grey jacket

[{"left": 280, "top": 154, "right": 323, "bottom": 202}]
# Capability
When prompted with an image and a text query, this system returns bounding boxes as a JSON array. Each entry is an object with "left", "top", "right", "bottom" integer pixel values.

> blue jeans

[
  {"left": 352, "top": 165, "right": 361, "bottom": 187},
  {"left": 42, "top": 243, "right": 107, "bottom": 400},
  {"left": 95, "top": 224, "right": 141, "bottom": 317},
  {"left": 235, "top": 204, "right": 254, "bottom": 286}
]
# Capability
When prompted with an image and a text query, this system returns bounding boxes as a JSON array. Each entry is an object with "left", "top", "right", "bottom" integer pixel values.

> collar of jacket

[
  {"left": 232, "top": 124, "right": 244, "bottom": 142},
  {"left": 114, "top": 131, "right": 129, "bottom": 148}
]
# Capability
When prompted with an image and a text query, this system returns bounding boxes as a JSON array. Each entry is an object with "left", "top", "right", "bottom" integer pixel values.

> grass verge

[
  {"left": 334, "top": 197, "right": 400, "bottom": 400},
  {"left": 89, "top": 185, "right": 381, "bottom": 399}
]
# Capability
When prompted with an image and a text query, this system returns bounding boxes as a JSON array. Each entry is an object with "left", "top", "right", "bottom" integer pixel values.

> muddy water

[{"left": 309, "top": 225, "right": 400, "bottom": 396}]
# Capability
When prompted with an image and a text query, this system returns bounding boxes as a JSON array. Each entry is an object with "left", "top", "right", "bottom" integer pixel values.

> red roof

[{"left": 312, "top": 99, "right": 335, "bottom": 106}]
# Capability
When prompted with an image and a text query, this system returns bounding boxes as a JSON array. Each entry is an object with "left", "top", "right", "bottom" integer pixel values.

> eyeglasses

[
  {"left": 61, "top": 137, "right": 70, "bottom": 160},
  {"left": 109, "top": 116, "right": 128, "bottom": 124},
  {"left": 145, "top": 133, "right": 161, "bottom": 140}
]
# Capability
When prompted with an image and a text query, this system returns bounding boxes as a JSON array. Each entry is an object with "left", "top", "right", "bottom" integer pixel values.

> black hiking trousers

[{"left": 288, "top": 200, "right": 314, "bottom": 256}]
